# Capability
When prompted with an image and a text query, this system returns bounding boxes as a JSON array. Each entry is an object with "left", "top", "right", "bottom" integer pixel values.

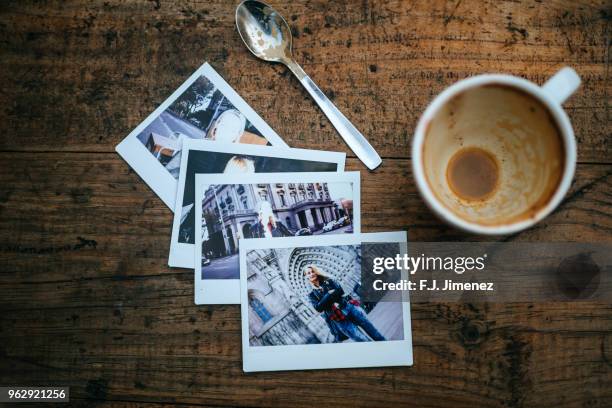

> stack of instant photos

[{"left": 116, "top": 62, "right": 412, "bottom": 372}]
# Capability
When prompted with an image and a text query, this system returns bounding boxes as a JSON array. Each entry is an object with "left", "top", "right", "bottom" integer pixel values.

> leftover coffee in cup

[{"left": 412, "top": 68, "right": 580, "bottom": 234}]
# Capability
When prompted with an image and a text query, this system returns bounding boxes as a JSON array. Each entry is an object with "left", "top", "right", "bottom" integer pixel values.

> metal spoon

[{"left": 235, "top": 0, "right": 382, "bottom": 170}]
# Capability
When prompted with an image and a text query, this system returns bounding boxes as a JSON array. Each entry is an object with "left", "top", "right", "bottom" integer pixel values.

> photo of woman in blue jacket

[{"left": 304, "top": 264, "right": 386, "bottom": 343}]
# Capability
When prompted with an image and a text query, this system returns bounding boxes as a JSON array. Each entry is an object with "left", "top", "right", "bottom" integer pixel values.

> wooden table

[{"left": 1, "top": 1, "right": 610, "bottom": 406}]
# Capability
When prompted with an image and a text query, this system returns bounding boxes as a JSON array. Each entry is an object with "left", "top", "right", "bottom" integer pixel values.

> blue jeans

[{"left": 334, "top": 303, "right": 386, "bottom": 342}]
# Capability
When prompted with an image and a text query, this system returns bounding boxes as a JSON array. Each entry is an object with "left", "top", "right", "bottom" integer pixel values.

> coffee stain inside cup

[
  {"left": 446, "top": 147, "right": 499, "bottom": 202},
  {"left": 421, "top": 84, "right": 566, "bottom": 227}
]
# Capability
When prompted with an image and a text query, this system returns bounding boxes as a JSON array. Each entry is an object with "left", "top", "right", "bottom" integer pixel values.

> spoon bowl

[
  {"left": 236, "top": 1, "right": 292, "bottom": 62},
  {"left": 235, "top": 0, "right": 382, "bottom": 170}
]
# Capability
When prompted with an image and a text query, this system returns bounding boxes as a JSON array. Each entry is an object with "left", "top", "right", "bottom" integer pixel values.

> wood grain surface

[{"left": 0, "top": 1, "right": 610, "bottom": 407}]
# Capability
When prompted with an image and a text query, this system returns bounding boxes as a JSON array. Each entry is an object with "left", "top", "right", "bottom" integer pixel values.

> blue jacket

[{"left": 308, "top": 278, "right": 348, "bottom": 342}]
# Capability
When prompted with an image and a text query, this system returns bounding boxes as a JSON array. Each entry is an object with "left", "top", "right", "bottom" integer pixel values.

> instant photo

[
  {"left": 194, "top": 172, "right": 361, "bottom": 304},
  {"left": 115, "top": 62, "right": 287, "bottom": 209},
  {"left": 169, "top": 140, "right": 346, "bottom": 268},
  {"left": 239, "top": 232, "right": 413, "bottom": 372}
]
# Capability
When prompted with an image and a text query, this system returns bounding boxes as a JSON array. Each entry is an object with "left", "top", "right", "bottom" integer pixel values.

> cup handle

[{"left": 541, "top": 67, "right": 581, "bottom": 105}]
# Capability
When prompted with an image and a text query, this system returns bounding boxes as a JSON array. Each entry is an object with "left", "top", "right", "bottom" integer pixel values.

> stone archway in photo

[{"left": 278, "top": 245, "right": 362, "bottom": 300}]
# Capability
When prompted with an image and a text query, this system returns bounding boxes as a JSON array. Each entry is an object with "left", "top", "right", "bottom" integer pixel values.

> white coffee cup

[{"left": 412, "top": 67, "right": 581, "bottom": 235}]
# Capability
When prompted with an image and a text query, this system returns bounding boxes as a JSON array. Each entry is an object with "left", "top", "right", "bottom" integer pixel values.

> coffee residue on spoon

[{"left": 446, "top": 147, "right": 500, "bottom": 202}]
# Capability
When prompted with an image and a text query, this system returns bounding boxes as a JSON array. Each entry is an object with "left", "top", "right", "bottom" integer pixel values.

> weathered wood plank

[
  {"left": 0, "top": 154, "right": 610, "bottom": 406},
  {"left": 1, "top": 267, "right": 611, "bottom": 407},
  {"left": 0, "top": 155, "right": 610, "bottom": 282},
  {"left": 0, "top": 0, "right": 608, "bottom": 162}
]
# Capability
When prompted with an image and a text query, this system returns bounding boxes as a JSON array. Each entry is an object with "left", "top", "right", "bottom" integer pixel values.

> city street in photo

[
  {"left": 194, "top": 172, "right": 360, "bottom": 305},
  {"left": 168, "top": 140, "right": 345, "bottom": 270}
]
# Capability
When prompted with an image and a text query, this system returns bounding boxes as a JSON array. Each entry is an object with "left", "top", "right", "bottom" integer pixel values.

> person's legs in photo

[
  {"left": 345, "top": 303, "right": 386, "bottom": 341},
  {"left": 333, "top": 318, "right": 371, "bottom": 342}
]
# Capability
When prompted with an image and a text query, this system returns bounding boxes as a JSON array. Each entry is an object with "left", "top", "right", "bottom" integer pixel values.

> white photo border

[
  {"left": 115, "top": 62, "right": 288, "bottom": 210},
  {"left": 169, "top": 139, "right": 346, "bottom": 269},
  {"left": 239, "top": 232, "right": 413, "bottom": 372},
  {"left": 194, "top": 171, "right": 361, "bottom": 305}
]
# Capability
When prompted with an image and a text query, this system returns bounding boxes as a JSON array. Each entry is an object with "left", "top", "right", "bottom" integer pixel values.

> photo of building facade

[
  {"left": 201, "top": 182, "right": 354, "bottom": 262},
  {"left": 245, "top": 245, "right": 405, "bottom": 346}
]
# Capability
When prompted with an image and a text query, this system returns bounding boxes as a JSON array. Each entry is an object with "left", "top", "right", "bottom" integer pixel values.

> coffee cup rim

[{"left": 412, "top": 73, "right": 577, "bottom": 235}]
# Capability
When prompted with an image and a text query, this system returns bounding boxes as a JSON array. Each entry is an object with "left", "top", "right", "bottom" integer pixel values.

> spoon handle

[{"left": 284, "top": 59, "right": 382, "bottom": 170}]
